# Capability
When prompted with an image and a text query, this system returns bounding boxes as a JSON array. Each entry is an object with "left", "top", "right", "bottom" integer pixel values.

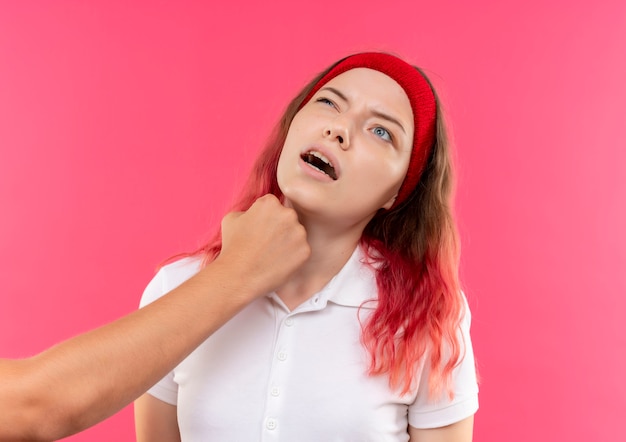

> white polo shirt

[{"left": 140, "top": 247, "right": 478, "bottom": 441}]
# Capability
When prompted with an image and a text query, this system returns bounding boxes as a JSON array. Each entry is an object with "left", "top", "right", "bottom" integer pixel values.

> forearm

[{"left": 0, "top": 259, "right": 254, "bottom": 441}]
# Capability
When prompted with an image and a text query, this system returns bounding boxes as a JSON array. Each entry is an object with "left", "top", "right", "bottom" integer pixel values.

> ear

[{"left": 381, "top": 193, "right": 397, "bottom": 210}]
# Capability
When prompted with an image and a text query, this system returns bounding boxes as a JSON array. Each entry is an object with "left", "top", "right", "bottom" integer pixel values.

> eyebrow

[{"left": 319, "top": 86, "right": 407, "bottom": 135}]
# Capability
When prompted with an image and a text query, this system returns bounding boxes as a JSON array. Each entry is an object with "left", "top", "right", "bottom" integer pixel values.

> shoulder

[
  {"left": 139, "top": 256, "right": 204, "bottom": 308},
  {"left": 158, "top": 256, "right": 204, "bottom": 287},
  {"left": 457, "top": 291, "right": 476, "bottom": 353}
]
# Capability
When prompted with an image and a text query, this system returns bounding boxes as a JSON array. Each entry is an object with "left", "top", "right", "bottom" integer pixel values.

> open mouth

[{"left": 301, "top": 151, "right": 337, "bottom": 180}]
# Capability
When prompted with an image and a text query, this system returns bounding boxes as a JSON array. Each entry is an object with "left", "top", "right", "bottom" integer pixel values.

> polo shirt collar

[
  {"left": 267, "top": 246, "right": 379, "bottom": 311},
  {"left": 318, "top": 246, "right": 379, "bottom": 309}
]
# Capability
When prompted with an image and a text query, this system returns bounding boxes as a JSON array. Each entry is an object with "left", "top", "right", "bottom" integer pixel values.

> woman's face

[{"left": 276, "top": 68, "right": 414, "bottom": 228}]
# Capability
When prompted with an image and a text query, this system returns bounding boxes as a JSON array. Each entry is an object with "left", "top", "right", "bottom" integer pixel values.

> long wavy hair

[{"left": 192, "top": 56, "right": 464, "bottom": 399}]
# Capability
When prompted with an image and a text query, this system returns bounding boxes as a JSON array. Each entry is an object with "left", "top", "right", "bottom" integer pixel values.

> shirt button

[
  {"left": 266, "top": 418, "right": 277, "bottom": 430},
  {"left": 285, "top": 317, "right": 294, "bottom": 327},
  {"left": 277, "top": 351, "right": 287, "bottom": 361},
  {"left": 271, "top": 386, "right": 280, "bottom": 397}
]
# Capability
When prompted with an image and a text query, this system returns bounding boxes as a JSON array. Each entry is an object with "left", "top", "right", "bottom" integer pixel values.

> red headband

[{"left": 301, "top": 52, "right": 437, "bottom": 209}]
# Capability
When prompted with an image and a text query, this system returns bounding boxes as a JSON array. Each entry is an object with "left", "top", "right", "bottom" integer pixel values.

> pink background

[{"left": 1, "top": 1, "right": 625, "bottom": 440}]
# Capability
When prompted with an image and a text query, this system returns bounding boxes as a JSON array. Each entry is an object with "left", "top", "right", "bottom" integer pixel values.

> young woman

[{"left": 135, "top": 52, "right": 479, "bottom": 441}]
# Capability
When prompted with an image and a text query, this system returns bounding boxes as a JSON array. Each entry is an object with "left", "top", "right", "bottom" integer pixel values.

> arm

[
  {"left": 408, "top": 296, "right": 478, "bottom": 442},
  {"left": 0, "top": 195, "right": 309, "bottom": 442},
  {"left": 409, "top": 416, "right": 474, "bottom": 442},
  {"left": 135, "top": 394, "right": 181, "bottom": 442}
]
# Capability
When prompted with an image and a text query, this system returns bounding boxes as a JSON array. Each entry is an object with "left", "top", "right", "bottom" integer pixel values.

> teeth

[
  {"left": 301, "top": 150, "right": 337, "bottom": 180},
  {"left": 309, "top": 151, "right": 332, "bottom": 167}
]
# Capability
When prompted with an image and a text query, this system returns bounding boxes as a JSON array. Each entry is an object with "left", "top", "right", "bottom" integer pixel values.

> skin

[
  {"left": 136, "top": 68, "right": 474, "bottom": 441},
  {"left": 277, "top": 68, "right": 414, "bottom": 231},
  {"left": 409, "top": 416, "right": 474, "bottom": 442},
  {"left": 0, "top": 195, "right": 310, "bottom": 442}
]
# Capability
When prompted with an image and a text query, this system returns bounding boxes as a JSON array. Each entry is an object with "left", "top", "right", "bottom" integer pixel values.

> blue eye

[
  {"left": 372, "top": 126, "right": 392, "bottom": 142},
  {"left": 316, "top": 97, "right": 335, "bottom": 107}
]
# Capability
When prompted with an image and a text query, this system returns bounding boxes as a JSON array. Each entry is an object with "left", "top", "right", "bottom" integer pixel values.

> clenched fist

[{"left": 217, "top": 194, "right": 310, "bottom": 298}]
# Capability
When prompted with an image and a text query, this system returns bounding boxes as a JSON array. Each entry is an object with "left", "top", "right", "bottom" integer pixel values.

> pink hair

[{"left": 191, "top": 57, "right": 464, "bottom": 399}]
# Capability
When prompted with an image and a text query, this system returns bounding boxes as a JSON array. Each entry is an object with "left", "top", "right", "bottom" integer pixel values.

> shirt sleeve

[
  {"left": 408, "top": 297, "right": 479, "bottom": 429},
  {"left": 138, "top": 258, "right": 202, "bottom": 405}
]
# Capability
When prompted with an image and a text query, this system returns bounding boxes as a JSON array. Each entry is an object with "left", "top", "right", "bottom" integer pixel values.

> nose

[{"left": 323, "top": 118, "right": 350, "bottom": 149}]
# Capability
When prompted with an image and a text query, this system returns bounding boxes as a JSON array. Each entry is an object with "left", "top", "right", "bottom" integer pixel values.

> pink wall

[{"left": 1, "top": 1, "right": 625, "bottom": 440}]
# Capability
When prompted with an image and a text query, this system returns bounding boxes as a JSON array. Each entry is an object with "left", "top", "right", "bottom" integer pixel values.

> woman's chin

[
  {"left": 280, "top": 191, "right": 327, "bottom": 218},
  {"left": 281, "top": 197, "right": 295, "bottom": 209}
]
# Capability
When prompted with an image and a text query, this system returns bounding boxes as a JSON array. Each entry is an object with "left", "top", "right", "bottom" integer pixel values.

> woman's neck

[{"left": 275, "top": 217, "right": 364, "bottom": 311}]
